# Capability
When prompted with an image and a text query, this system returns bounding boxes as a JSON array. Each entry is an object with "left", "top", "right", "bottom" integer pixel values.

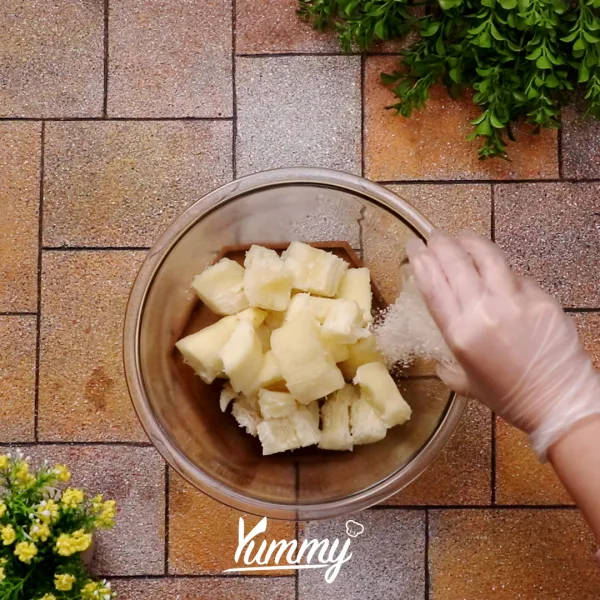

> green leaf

[
  {"left": 422, "top": 21, "right": 441, "bottom": 36},
  {"left": 478, "top": 31, "right": 492, "bottom": 47},
  {"left": 468, "top": 21, "right": 488, "bottom": 35},
  {"left": 448, "top": 68, "right": 460, "bottom": 82},
  {"left": 499, "top": 0, "right": 518, "bottom": 8},
  {"left": 482, "top": 0, "right": 495, "bottom": 7},
  {"left": 574, "top": 38, "right": 587, "bottom": 51},
  {"left": 490, "top": 23, "right": 505, "bottom": 40},
  {"left": 526, "top": 46, "right": 543, "bottom": 60},
  {"left": 583, "top": 30, "right": 600, "bottom": 43},
  {"left": 513, "top": 90, "right": 527, "bottom": 101},
  {"left": 490, "top": 113, "right": 505, "bottom": 128},
  {"left": 545, "top": 73, "right": 560, "bottom": 87},
  {"left": 561, "top": 30, "right": 579, "bottom": 43},
  {"left": 438, "top": 0, "right": 464, "bottom": 11},
  {"left": 476, "top": 118, "right": 493, "bottom": 136},
  {"left": 374, "top": 19, "right": 387, "bottom": 39},
  {"left": 536, "top": 55, "right": 552, "bottom": 69},
  {"left": 579, "top": 62, "right": 590, "bottom": 82}
]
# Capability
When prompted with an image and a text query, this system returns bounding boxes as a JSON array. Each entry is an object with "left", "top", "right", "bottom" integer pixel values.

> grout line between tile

[
  {"left": 360, "top": 54, "right": 366, "bottom": 178},
  {"left": 557, "top": 122, "right": 564, "bottom": 179},
  {"left": 0, "top": 117, "right": 234, "bottom": 122},
  {"left": 164, "top": 463, "right": 170, "bottom": 575},
  {"left": 43, "top": 246, "right": 150, "bottom": 252},
  {"left": 34, "top": 122, "right": 45, "bottom": 442},
  {"left": 107, "top": 574, "right": 296, "bottom": 580},
  {"left": 234, "top": 51, "right": 405, "bottom": 58},
  {"left": 564, "top": 307, "right": 600, "bottom": 313},
  {"left": 378, "top": 177, "right": 600, "bottom": 185},
  {"left": 424, "top": 509, "right": 430, "bottom": 600},
  {"left": 0, "top": 311, "right": 37, "bottom": 317},
  {"left": 103, "top": 0, "right": 109, "bottom": 117},
  {"left": 490, "top": 184, "right": 495, "bottom": 242},
  {"left": 231, "top": 0, "right": 238, "bottom": 179},
  {"left": 371, "top": 504, "right": 576, "bottom": 510},
  {"left": 491, "top": 414, "right": 496, "bottom": 505},
  {"left": 0, "top": 441, "right": 154, "bottom": 447}
]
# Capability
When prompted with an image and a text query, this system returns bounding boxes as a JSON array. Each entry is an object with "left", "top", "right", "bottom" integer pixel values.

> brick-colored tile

[
  {"left": 429, "top": 509, "right": 600, "bottom": 599},
  {"left": 0, "top": 316, "right": 36, "bottom": 442},
  {"left": 298, "top": 511, "right": 425, "bottom": 600},
  {"left": 39, "top": 251, "right": 147, "bottom": 441},
  {"left": 364, "top": 56, "right": 558, "bottom": 181},
  {"left": 236, "top": 0, "right": 339, "bottom": 53},
  {"left": 561, "top": 98, "right": 600, "bottom": 179},
  {"left": 572, "top": 312, "right": 600, "bottom": 370},
  {"left": 168, "top": 472, "right": 295, "bottom": 574},
  {"left": 21, "top": 445, "right": 165, "bottom": 575},
  {"left": 0, "top": 0, "right": 103, "bottom": 117},
  {"left": 112, "top": 577, "right": 295, "bottom": 600},
  {"left": 386, "top": 401, "right": 491, "bottom": 506},
  {"left": 495, "top": 182, "right": 600, "bottom": 308},
  {"left": 43, "top": 121, "right": 232, "bottom": 247},
  {"left": 387, "top": 183, "right": 491, "bottom": 236},
  {"left": 495, "top": 419, "right": 572, "bottom": 505},
  {"left": 0, "top": 122, "right": 40, "bottom": 311},
  {"left": 108, "top": 0, "right": 232, "bottom": 117},
  {"left": 236, "top": 56, "right": 361, "bottom": 176}
]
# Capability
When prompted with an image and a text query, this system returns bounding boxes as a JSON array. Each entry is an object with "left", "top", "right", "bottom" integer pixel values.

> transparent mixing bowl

[{"left": 123, "top": 167, "right": 465, "bottom": 520}]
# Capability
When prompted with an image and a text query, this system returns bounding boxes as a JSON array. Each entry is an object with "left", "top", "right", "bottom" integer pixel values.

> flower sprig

[{"left": 0, "top": 451, "right": 117, "bottom": 600}]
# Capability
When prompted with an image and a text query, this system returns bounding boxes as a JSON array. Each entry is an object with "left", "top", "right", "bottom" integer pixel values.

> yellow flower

[
  {"left": 14, "top": 461, "right": 35, "bottom": 487},
  {"left": 53, "top": 464, "right": 71, "bottom": 483},
  {"left": 14, "top": 540, "right": 37, "bottom": 563},
  {"left": 1, "top": 525, "right": 16, "bottom": 545},
  {"left": 40, "top": 595, "right": 57, "bottom": 600},
  {"left": 61, "top": 488, "right": 84, "bottom": 509},
  {"left": 30, "top": 522, "right": 51, "bottom": 542},
  {"left": 0, "top": 567, "right": 5, "bottom": 582},
  {"left": 81, "top": 581, "right": 112, "bottom": 599},
  {"left": 55, "top": 529, "right": 92, "bottom": 556},
  {"left": 37, "top": 499, "right": 59, "bottom": 524},
  {"left": 94, "top": 499, "right": 116, "bottom": 529},
  {"left": 0, "top": 502, "right": 6, "bottom": 518},
  {"left": 0, "top": 455, "right": 8, "bottom": 469},
  {"left": 54, "top": 573, "right": 76, "bottom": 591}
]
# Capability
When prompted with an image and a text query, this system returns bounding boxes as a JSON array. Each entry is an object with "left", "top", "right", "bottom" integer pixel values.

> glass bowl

[{"left": 123, "top": 167, "right": 465, "bottom": 521}]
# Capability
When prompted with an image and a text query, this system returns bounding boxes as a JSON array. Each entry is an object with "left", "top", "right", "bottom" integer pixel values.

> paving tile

[
  {"left": 561, "top": 97, "right": 600, "bottom": 179},
  {"left": 364, "top": 56, "right": 558, "bottom": 181},
  {"left": 572, "top": 312, "right": 600, "bottom": 370},
  {"left": 387, "top": 183, "right": 492, "bottom": 236},
  {"left": 0, "top": 316, "right": 36, "bottom": 442},
  {"left": 39, "top": 251, "right": 147, "bottom": 441},
  {"left": 0, "top": 0, "right": 103, "bottom": 117},
  {"left": 112, "top": 577, "right": 295, "bottom": 600},
  {"left": 236, "top": 0, "right": 340, "bottom": 53},
  {"left": 43, "top": 121, "right": 232, "bottom": 248},
  {"left": 236, "top": 56, "right": 361, "bottom": 176},
  {"left": 495, "top": 182, "right": 600, "bottom": 308},
  {"left": 386, "top": 401, "right": 491, "bottom": 506},
  {"left": 429, "top": 509, "right": 600, "bottom": 599},
  {"left": 495, "top": 419, "right": 572, "bottom": 505},
  {"left": 168, "top": 471, "right": 295, "bottom": 574},
  {"left": 19, "top": 445, "right": 165, "bottom": 576},
  {"left": 298, "top": 510, "right": 425, "bottom": 600},
  {"left": 0, "top": 122, "right": 40, "bottom": 311},
  {"left": 108, "top": 0, "right": 232, "bottom": 117}
]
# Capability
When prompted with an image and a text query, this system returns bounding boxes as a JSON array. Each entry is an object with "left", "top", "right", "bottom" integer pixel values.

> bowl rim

[{"left": 123, "top": 167, "right": 466, "bottom": 521}]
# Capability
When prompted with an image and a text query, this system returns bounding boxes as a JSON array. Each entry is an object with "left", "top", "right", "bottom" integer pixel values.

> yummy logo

[{"left": 223, "top": 517, "right": 365, "bottom": 583}]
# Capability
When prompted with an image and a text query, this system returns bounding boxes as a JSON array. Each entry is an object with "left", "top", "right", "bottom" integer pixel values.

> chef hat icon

[{"left": 345, "top": 520, "right": 365, "bottom": 538}]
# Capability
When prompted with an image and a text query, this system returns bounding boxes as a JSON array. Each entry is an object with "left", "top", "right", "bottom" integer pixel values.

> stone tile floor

[{"left": 1, "top": 0, "right": 599, "bottom": 598}]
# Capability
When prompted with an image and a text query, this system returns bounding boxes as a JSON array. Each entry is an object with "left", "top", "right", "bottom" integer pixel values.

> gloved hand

[{"left": 406, "top": 230, "right": 600, "bottom": 461}]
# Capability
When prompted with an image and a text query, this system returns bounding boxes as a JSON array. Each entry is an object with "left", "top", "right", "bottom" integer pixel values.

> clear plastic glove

[{"left": 406, "top": 230, "right": 600, "bottom": 461}]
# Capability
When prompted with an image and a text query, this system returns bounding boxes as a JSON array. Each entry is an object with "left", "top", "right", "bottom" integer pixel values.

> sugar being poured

[{"left": 374, "top": 272, "right": 453, "bottom": 367}]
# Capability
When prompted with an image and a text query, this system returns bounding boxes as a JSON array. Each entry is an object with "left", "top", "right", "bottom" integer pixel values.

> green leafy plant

[
  {"left": 0, "top": 451, "right": 117, "bottom": 600},
  {"left": 299, "top": 0, "right": 600, "bottom": 159}
]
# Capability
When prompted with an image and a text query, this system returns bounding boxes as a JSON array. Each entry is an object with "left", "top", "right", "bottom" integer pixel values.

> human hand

[{"left": 406, "top": 230, "right": 600, "bottom": 460}]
